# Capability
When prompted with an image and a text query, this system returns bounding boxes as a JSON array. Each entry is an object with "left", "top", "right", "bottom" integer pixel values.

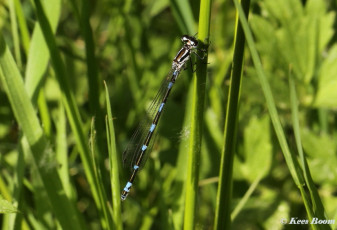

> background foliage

[{"left": 0, "top": 0, "right": 337, "bottom": 229}]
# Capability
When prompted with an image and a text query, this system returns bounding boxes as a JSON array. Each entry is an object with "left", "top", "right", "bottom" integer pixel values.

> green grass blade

[
  {"left": 55, "top": 103, "right": 72, "bottom": 197},
  {"left": 80, "top": 0, "right": 101, "bottom": 117},
  {"left": 78, "top": 0, "right": 106, "bottom": 175},
  {"left": 6, "top": 139, "right": 26, "bottom": 230},
  {"left": 183, "top": 0, "right": 212, "bottom": 229},
  {"left": 13, "top": 0, "right": 30, "bottom": 55},
  {"left": 68, "top": 0, "right": 105, "bottom": 155},
  {"left": 80, "top": 0, "right": 106, "bottom": 157},
  {"left": 37, "top": 90, "right": 52, "bottom": 137},
  {"left": 171, "top": 84, "right": 193, "bottom": 230},
  {"left": 233, "top": 0, "right": 304, "bottom": 186},
  {"left": 68, "top": 0, "right": 107, "bottom": 197},
  {"left": 25, "top": 0, "right": 61, "bottom": 102},
  {"left": 104, "top": 82, "right": 123, "bottom": 230},
  {"left": 0, "top": 35, "right": 83, "bottom": 230},
  {"left": 0, "top": 176, "right": 11, "bottom": 206},
  {"left": 89, "top": 118, "right": 113, "bottom": 230},
  {"left": 230, "top": 173, "right": 263, "bottom": 221},
  {"left": 214, "top": 1, "right": 250, "bottom": 229},
  {"left": 32, "top": 0, "right": 105, "bottom": 212},
  {"left": 233, "top": 0, "right": 329, "bottom": 226},
  {"left": 9, "top": 0, "right": 22, "bottom": 69},
  {"left": 24, "top": 0, "right": 61, "bottom": 140},
  {"left": 289, "top": 73, "right": 329, "bottom": 230},
  {"left": 169, "top": 0, "right": 195, "bottom": 34}
]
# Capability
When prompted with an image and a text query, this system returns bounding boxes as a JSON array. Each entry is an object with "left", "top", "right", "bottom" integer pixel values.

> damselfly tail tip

[
  {"left": 121, "top": 193, "right": 127, "bottom": 201},
  {"left": 121, "top": 189, "right": 129, "bottom": 200},
  {"left": 121, "top": 184, "right": 131, "bottom": 201}
]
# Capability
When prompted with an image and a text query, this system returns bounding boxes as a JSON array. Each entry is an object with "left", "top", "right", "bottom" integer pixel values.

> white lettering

[
  {"left": 288, "top": 217, "right": 335, "bottom": 225},
  {"left": 311, "top": 218, "right": 335, "bottom": 225},
  {"left": 328, "top": 219, "right": 335, "bottom": 224},
  {"left": 289, "top": 217, "right": 308, "bottom": 224},
  {"left": 289, "top": 217, "right": 297, "bottom": 224},
  {"left": 311, "top": 218, "right": 318, "bottom": 224}
]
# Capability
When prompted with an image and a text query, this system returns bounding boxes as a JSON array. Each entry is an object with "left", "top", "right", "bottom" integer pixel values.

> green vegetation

[{"left": 0, "top": 0, "right": 337, "bottom": 229}]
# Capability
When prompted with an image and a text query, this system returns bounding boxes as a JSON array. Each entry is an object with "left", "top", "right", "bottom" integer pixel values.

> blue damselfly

[{"left": 121, "top": 35, "right": 206, "bottom": 200}]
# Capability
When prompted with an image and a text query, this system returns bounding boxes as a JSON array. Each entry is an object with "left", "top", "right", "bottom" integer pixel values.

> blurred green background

[{"left": 0, "top": 0, "right": 337, "bottom": 229}]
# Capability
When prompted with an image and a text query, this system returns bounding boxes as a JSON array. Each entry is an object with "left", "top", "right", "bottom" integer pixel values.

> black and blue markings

[{"left": 121, "top": 35, "right": 204, "bottom": 201}]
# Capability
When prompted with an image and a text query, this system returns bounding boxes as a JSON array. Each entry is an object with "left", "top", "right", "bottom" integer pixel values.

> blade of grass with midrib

[
  {"left": 289, "top": 74, "right": 329, "bottom": 230},
  {"left": 0, "top": 35, "right": 83, "bottom": 230},
  {"left": 214, "top": 1, "right": 251, "bottom": 229},
  {"left": 232, "top": 1, "right": 328, "bottom": 229},
  {"left": 32, "top": 0, "right": 111, "bottom": 226},
  {"left": 183, "top": 0, "right": 212, "bottom": 229},
  {"left": 105, "top": 81, "right": 123, "bottom": 230}
]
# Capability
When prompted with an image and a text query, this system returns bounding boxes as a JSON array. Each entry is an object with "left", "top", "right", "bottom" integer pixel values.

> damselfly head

[{"left": 181, "top": 35, "right": 198, "bottom": 48}]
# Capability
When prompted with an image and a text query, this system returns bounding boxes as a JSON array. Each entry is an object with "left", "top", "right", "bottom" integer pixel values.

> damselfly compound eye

[
  {"left": 189, "top": 38, "right": 198, "bottom": 47},
  {"left": 181, "top": 35, "right": 198, "bottom": 48},
  {"left": 181, "top": 35, "right": 190, "bottom": 43}
]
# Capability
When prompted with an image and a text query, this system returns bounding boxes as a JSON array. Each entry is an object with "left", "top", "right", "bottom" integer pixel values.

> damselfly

[{"left": 121, "top": 35, "right": 206, "bottom": 201}]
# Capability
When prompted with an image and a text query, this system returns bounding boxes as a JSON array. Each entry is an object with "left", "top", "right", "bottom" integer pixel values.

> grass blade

[
  {"left": 232, "top": 0, "right": 303, "bottom": 187},
  {"left": 13, "top": 0, "right": 30, "bottom": 54},
  {"left": 25, "top": 0, "right": 61, "bottom": 101},
  {"left": 89, "top": 118, "right": 113, "bottom": 229},
  {"left": 0, "top": 35, "right": 83, "bottom": 230},
  {"left": 32, "top": 0, "right": 106, "bottom": 215},
  {"left": 183, "top": 0, "right": 212, "bottom": 229},
  {"left": 55, "top": 103, "right": 72, "bottom": 197},
  {"left": 8, "top": 0, "right": 21, "bottom": 68},
  {"left": 169, "top": 0, "right": 195, "bottom": 34},
  {"left": 77, "top": 0, "right": 105, "bottom": 156},
  {"left": 233, "top": 0, "right": 330, "bottom": 227},
  {"left": 105, "top": 82, "right": 123, "bottom": 230},
  {"left": 214, "top": 1, "right": 250, "bottom": 229},
  {"left": 289, "top": 72, "right": 329, "bottom": 230}
]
